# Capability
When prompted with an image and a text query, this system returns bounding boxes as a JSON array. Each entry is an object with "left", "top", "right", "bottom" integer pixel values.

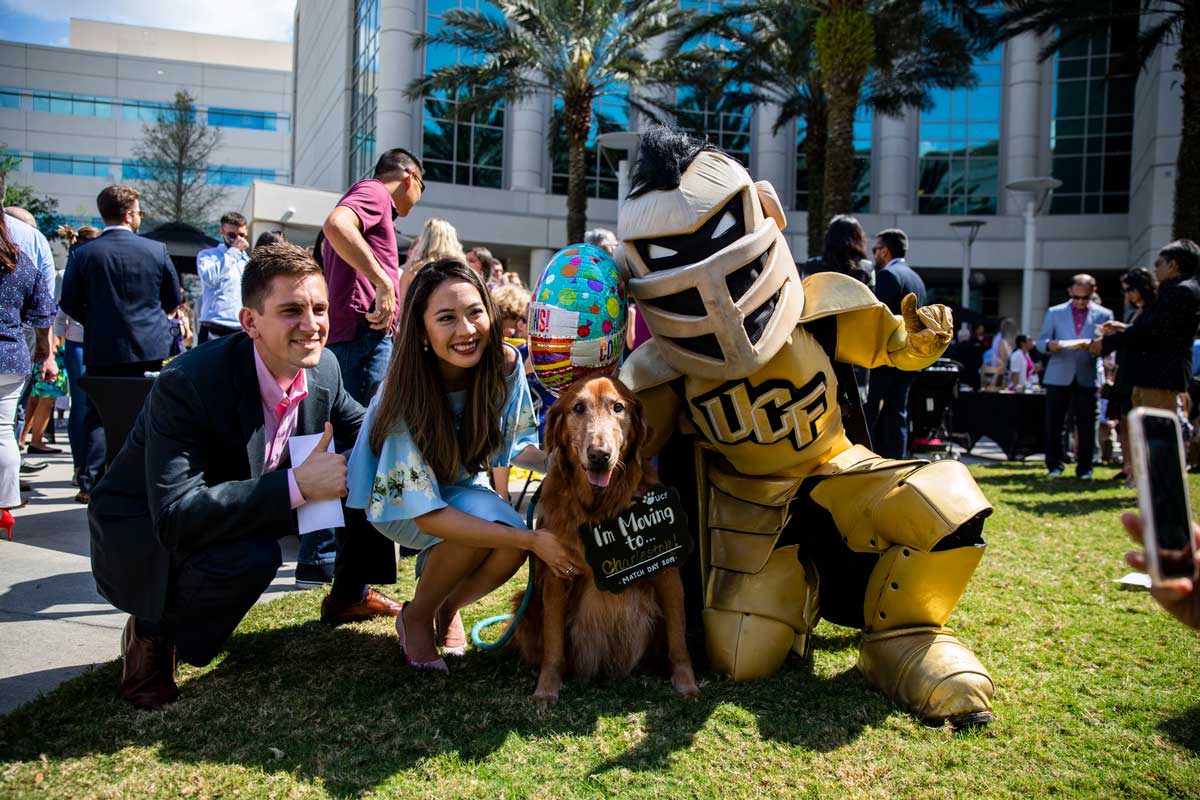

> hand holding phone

[
  {"left": 1128, "top": 407, "right": 1198, "bottom": 585},
  {"left": 1122, "top": 512, "right": 1200, "bottom": 630}
]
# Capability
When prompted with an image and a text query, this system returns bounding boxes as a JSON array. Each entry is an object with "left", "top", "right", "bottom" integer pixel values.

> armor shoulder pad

[
  {"left": 798, "top": 272, "right": 881, "bottom": 322},
  {"left": 619, "top": 339, "right": 680, "bottom": 392}
]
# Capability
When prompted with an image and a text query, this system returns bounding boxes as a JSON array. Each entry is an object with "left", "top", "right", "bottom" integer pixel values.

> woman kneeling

[{"left": 346, "top": 258, "right": 580, "bottom": 672}]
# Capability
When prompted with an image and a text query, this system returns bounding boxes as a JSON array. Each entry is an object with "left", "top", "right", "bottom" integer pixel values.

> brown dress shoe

[
  {"left": 320, "top": 587, "right": 402, "bottom": 624},
  {"left": 74, "top": 491, "right": 90, "bottom": 504},
  {"left": 118, "top": 617, "right": 179, "bottom": 710}
]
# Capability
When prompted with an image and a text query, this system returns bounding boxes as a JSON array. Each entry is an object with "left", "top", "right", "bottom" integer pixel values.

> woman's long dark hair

[
  {"left": 822, "top": 214, "right": 870, "bottom": 284},
  {"left": 369, "top": 257, "right": 507, "bottom": 483},
  {"left": 0, "top": 211, "right": 18, "bottom": 275},
  {"left": 1121, "top": 267, "right": 1157, "bottom": 308}
]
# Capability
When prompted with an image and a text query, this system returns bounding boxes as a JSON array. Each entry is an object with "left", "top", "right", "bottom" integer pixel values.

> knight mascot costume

[{"left": 617, "top": 127, "right": 996, "bottom": 728}]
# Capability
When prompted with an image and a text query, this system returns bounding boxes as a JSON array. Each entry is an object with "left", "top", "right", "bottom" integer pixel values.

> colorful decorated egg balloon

[{"left": 528, "top": 243, "right": 627, "bottom": 397}]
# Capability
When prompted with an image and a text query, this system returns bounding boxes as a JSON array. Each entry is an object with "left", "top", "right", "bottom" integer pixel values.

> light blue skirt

[{"left": 368, "top": 482, "right": 527, "bottom": 575}]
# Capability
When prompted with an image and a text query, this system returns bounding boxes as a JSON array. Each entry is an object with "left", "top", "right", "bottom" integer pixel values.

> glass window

[
  {"left": 121, "top": 100, "right": 196, "bottom": 123},
  {"left": 796, "top": 105, "right": 872, "bottom": 213},
  {"left": 207, "top": 166, "right": 283, "bottom": 186},
  {"left": 349, "top": 0, "right": 381, "bottom": 181},
  {"left": 30, "top": 90, "right": 111, "bottom": 118},
  {"left": 32, "top": 153, "right": 111, "bottom": 177},
  {"left": 549, "top": 90, "right": 629, "bottom": 200},
  {"left": 676, "top": 0, "right": 752, "bottom": 168},
  {"left": 1049, "top": 0, "right": 1135, "bottom": 214},
  {"left": 917, "top": 45, "right": 1002, "bottom": 215},
  {"left": 208, "top": 107, "right": 289, "bottom": 132},
  {"left": 0, "top": 88, "right": 20, "bottom": 110},
  {"left": 420, "top": 0, "right": 505, "bottom": 188}
]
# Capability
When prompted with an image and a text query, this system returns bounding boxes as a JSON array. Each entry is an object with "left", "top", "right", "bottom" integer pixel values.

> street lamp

[
  {"left": 949, "top": 219, "right": 988, "bottom": 310},
  {"left": 1005, "top": 176, "right": 1062, "bottom": 335},
  {"left": 596, "top": 131, "right": 641, "bottom": 211}
]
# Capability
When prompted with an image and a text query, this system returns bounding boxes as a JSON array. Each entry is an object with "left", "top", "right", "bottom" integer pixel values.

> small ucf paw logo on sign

[{"left": 580, "top": 485, "right": 692, "bottom": 594}]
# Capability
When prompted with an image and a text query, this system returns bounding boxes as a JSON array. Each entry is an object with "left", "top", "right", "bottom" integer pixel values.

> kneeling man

[{"left": 90, "top": 243, "right": 401, "bottom": 709}]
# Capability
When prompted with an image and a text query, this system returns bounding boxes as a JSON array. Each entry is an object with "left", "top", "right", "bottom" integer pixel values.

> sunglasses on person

[
  {"left": 1069, "top": 292, "right": 1091, "bottom": 301},
  {"left": 408, "top": 170, "right": 425, "bottom": 193}
]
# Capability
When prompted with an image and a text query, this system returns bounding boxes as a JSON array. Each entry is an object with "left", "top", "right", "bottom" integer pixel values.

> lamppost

[
  {"left": 1005, "top": 176, "right": 1062, "bottom": 335},
  {"left": 596, "top": 131, "right": 641, "bottom": 212},
  {"left": 949, "top": 219, "right": 988, "bottom": 310}
]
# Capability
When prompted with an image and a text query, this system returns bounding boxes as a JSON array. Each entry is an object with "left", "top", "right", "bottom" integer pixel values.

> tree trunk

[
  {"left": 563, "top": 88, "right": 594, "bottom": 244},
  {"left": 822, "top": 80, "right": 859, "bottom": 231},
  {"left": 1174, "top": 9, "right": 1200, "bottom": 240},
  {"left": 805, "top": 104, "right": 828, "bottom": 258},
  {"left": 813, "top": 1, "right": 871, "bottom": 234}
]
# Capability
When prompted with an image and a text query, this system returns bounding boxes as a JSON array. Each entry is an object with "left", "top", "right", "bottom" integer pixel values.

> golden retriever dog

[{"left": 512, "top": 375, "right": 699, "bottom": 703}]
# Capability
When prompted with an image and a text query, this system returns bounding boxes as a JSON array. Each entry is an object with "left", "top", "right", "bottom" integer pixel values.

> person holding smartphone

[
  {"left": 1125, "top": 405, "right": 1200, "bottom": 631},
  {"left": 1122, "top": 513, "right": 1200, "bottom": 630},
  {"left": 196, "top": 212, "right": 251, "bottom": 343}
]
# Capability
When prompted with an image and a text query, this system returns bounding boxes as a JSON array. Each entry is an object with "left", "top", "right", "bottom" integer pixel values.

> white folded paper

[{"left": 288, "top": 432, "right": 345, "bottom": 535}]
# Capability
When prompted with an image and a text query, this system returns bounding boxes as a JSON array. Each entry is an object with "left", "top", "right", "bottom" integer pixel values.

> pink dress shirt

[{"left": 253, "top": 346, "right": 309, "bottom": 509}]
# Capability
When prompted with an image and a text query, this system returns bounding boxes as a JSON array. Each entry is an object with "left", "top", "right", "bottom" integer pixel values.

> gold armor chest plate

[{"left": 683, "top": 327, "right": 847, "bottom": 476}]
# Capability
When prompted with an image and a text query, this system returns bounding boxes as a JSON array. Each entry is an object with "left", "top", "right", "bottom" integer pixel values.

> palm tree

[
  {"left": 670, "top": 0, "right": 830, "bottom": 257},
  {"left": 406, "top": 0, "right": 682, "bottom": 244},
  {"left": 675, "top": 0, "right": 996, "bottom": 240},
  {"left": 813, "top": 0, "right": 996, "bottom": 228},
  {"left": 993, "top": 0, "right": 1199, "bottom": 240}
]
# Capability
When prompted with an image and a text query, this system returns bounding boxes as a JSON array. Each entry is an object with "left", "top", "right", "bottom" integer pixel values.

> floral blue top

[
  {"left": 346, "top": 344, "right": 539, "bottom": 529},
  {"left": 0, "top": 216, "right": 55, "bottom": 376}
]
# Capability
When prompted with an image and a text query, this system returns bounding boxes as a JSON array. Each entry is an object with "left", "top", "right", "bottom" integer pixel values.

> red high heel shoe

[{"left": 0, "top": 509, "right": 13, "bottom": 541}]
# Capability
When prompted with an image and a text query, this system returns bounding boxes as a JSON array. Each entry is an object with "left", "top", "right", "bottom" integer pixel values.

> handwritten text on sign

[{"left": 580, "top": 485, "right": 692, "bottom": 594}]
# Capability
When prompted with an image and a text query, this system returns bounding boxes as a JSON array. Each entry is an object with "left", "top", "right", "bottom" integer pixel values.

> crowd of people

[{"left": 1, "top": 136, "right": 1198, "bottom": 714}]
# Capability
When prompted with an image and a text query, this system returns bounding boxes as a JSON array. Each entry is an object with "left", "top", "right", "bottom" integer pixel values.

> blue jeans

[
  {"left": 327, "top": 327, "right": 392, "bottom": 405},
  {"left": 296, "top": 528, "right": 338, "bottom": 575},
  {"left": 63, "top": 341, "right": 88, "bottom": 472}
]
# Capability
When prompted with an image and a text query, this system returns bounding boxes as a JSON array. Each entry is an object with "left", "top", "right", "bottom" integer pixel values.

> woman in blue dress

[{"left": 346, "top": 258, "right": 582, "bottom": 672}]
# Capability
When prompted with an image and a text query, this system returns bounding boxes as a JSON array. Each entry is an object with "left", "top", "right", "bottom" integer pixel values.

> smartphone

[{"left": 1128, "top": 407, "right": 1196, "bottom": 583}]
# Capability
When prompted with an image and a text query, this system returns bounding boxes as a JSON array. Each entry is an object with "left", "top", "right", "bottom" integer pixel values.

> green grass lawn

[{"left": 3, "top": 463, "right": 1200, "bottom": 799}]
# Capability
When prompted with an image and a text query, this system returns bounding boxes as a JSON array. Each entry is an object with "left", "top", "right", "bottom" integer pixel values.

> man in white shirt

[{"left": 196, "top": 211, "right": 250, "bottom": 343}]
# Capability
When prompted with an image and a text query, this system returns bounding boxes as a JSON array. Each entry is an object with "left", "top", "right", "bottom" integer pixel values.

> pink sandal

[{"left": 396, "top": 604, "right": 448, "bottom": 673}]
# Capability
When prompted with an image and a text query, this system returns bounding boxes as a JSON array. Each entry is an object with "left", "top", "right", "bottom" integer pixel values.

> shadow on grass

[
  {"left": 0, "top": 619, "right": 890, "bottom": 797},
  {"left": 1160, "top": 703, "right": 1200, "bottom": 753}
]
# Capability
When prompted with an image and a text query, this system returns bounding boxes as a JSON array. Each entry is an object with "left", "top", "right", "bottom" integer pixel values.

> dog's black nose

[{"left": 586, "top": 445, "right": 612, "bottom": 469}]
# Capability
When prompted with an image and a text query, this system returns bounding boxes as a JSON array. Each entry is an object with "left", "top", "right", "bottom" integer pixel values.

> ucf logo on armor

[{"left": 690, "top": 372, "right": 829, "bottom": 451}]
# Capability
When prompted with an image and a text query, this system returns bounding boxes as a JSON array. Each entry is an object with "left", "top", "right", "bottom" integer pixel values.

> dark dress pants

[
  {"left": 140, "top": 537, "right": 283, "bottom": 666},
  {"left": 137, "top": 504, "right": 398, "bottom": 665},
  {"left": 866, "top": 366, "right": 915, "bottom": 459},
  {"left": 329, "top": 504, "right": 399, "bottom": 602},
  {"left": 1045, "top": 380, "right": 1097, "bottom": 475},
  {"left": 78, "top": 360, "right": 162, "bottom": 493}
]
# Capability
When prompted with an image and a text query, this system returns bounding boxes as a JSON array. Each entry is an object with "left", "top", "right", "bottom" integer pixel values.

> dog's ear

[
  {"left": 622, "top": 385, "right": 649, "bottom": 458},
  {"left": 544, "top": 391, "right": 568, "bottom": 457}
]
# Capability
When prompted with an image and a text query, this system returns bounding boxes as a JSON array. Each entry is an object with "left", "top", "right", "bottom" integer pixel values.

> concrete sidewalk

[{"left": 0, "top": 445, "right": 309, "bottom": 715}]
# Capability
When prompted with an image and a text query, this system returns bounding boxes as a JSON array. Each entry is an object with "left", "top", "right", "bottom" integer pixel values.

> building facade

[
  {"left": 293, "top": 3, "right": 1179, "bottom": 334},
  {"left": 0, "top": 20, "right": 292, "bottom": 241}
]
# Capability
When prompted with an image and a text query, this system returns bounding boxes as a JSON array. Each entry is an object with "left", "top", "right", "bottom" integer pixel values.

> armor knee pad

[
  {"left": 704, "top": 545, "right": 819, "bottom": 680},
  {"left": 812, "top": 456, "right": 992, "bottom": 553},
  {"left": 874, "top": 459, "right": 992, "bottom": 551},
  {"left": 863, "top": 544, "right": 985, "bottom": 632}
]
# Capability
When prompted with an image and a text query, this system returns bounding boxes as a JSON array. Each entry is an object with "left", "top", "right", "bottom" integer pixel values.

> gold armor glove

[{"left": 901, "top": 294, "right": 954, "bottom": 360}]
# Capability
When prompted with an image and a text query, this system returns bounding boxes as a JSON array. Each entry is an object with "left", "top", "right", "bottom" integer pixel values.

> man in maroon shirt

[{"left": 321, "top": 148, "right": 425, "bottom": 404}]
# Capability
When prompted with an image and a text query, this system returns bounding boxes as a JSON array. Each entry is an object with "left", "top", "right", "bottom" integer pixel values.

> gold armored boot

[{"left": 857, "top": 545, "right": 994, "bottom": 728}]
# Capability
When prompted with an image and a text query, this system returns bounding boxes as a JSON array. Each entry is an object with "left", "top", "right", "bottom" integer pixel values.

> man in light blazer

[
  {"left": 89, "top": 244, "right": 400, "bottom": 710},
  {"left": 1035, "top": 273, "right": 1113, "bottom": 479}
]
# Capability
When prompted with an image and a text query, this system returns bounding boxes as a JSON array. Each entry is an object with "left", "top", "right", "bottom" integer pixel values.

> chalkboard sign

[{"left": 579, "top": 485, "right": 692, "bottom": 594}]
